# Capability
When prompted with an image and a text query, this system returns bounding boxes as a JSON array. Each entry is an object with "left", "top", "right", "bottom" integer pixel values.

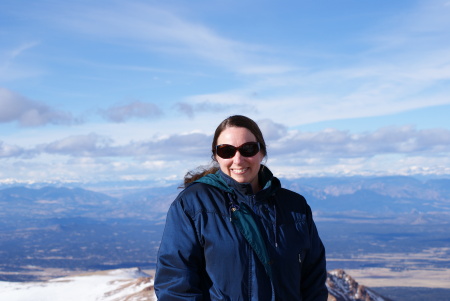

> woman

[{"left": 155, "top": 115, "right": 327, "bottom": 300}]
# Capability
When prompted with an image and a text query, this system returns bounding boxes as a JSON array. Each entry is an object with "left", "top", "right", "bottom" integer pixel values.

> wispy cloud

[
  {"left": 7, "top": 42, "right": 40, "bottom": 60},
  {"left": 48, "top": 2, "right": 289, "bottom": 76},
  {"left": 0, "top": 42, "right": 42, "bottom": 81}
]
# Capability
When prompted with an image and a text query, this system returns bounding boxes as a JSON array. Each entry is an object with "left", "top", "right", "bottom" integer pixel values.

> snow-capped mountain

[
  {"left": 327, "top": 269, "right": 390, "bottom": 301},
  {"left": 0, "top": 267, "right": 389, "bottom": 301}
]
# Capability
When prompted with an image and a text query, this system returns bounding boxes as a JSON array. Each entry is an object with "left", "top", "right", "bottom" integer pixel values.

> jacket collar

[{"left": 216, "top": 165, "right": 280, "bottom": 198}]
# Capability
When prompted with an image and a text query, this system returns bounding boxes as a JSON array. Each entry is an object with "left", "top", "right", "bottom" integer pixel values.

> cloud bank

[{"left": 2, "top": 124, "right": 449, "bottom": 159}]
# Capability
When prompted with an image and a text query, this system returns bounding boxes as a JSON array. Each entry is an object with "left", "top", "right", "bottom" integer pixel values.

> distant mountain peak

[{"left": 327, "top": 269, "right": 389, "bottom": 301}]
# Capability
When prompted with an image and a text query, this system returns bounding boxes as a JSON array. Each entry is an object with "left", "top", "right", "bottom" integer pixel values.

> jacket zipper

[{"left": 251, "top": 194, "right": 279, "bottom": 249}]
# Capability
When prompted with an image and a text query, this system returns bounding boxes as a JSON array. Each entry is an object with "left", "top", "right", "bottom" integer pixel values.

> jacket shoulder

[
  {"left": 277, "top": 187, "right": 307, "bottom": 203},
  {"left": 276, "top": 188, "right": 311, "bottom": 213},
  {"left": 278, "top": 187, "right": 306, "bottom": 198},
  {"left": 172, "top": 182, "right": 229, "bottom": 217}
]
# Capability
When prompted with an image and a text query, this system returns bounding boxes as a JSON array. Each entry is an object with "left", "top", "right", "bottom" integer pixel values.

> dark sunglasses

[{"left": 215, "top": 142, "right": 261, "bottom": 159}]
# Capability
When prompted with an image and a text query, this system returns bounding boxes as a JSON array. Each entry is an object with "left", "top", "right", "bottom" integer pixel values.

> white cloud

[
  {"left": 40, "top": 133, "right": 113, "bottom": 156},
  {"left": 0, "top": 88, "right": 76, "bottom": 127},
  {"left": 0, "top": 141, "right": 23, "bottom": 158},
  {"left": 174, "top": 100, "right": 257, "bottom": 119},
  {"left": 100, "top": 101, "right": 163, "bottom": 123},
  {"left": 257, "top": 119, "right": 288, "bottom": 142}
]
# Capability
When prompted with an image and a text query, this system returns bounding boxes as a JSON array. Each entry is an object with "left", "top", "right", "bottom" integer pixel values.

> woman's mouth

[{"left": 231, "top": 168, "right": 249, "bottom": 175}]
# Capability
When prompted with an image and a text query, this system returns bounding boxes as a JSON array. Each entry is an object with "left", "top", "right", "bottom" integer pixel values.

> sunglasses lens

[
  {"left": 216, "top": 142, "right": 260, "bottom": 159},
  {"left": 216, "top": 145, "right": 237, "bottom": 159},
  {"left": 239, "top": 142, "right": 260, "bottom": 157}
]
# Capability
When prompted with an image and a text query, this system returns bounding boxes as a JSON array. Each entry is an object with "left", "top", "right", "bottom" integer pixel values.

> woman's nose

[{"left": 233, "top": 151, "right": 244, "bottom": 163}]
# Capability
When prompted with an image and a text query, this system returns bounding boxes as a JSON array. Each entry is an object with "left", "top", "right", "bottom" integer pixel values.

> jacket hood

[{"left": 193, "top": 169, "right": 234, "bottom": 194}]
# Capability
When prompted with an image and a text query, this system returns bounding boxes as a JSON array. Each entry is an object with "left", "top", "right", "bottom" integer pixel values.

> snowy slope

[{"left": 0, "top": 268, "right": 155, "bottom": 301}]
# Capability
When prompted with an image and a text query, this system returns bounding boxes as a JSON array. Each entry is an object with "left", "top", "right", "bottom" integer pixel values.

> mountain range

[
  {"left": 1, "top": 175, "right": 449, "bottom": 223},
  {"left": 284, "top": 176, "right": 450, "bottom": 223}
]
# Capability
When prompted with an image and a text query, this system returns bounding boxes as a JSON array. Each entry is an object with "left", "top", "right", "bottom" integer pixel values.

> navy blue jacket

[{"left": 155, "top": 166, "right": 327, "bottom": 300}]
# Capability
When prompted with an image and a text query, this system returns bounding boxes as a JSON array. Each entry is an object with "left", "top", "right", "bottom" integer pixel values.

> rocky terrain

[{"left": 327, "top": 269, "right": 389, "bottom": 301}]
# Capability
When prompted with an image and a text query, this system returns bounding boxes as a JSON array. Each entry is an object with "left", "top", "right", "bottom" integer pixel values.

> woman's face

[{"left": 215, "top": 126, "right": 264, "bottom": 192}]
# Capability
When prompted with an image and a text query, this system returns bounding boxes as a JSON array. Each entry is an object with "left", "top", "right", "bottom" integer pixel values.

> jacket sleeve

[
  {"left": 154, "top": 197, "right": 207, "bottom": 301},
  {"left": 301, "top": 204, "right": 328, "bottom": 301}
]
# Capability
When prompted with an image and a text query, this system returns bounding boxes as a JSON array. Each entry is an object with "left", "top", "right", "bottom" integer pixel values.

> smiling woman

[{"left": 155, "top": 115, "right": 328, "bottom": 301}]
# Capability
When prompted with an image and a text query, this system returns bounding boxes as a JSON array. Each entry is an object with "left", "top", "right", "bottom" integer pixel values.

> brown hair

[{"left": 182, "top": 115, "right": 267, "bottom": 187}]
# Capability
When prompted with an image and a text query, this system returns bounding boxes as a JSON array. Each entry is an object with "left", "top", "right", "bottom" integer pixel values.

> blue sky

[{"left": 1, "top": 0, "right": 450, "bottom": 186}]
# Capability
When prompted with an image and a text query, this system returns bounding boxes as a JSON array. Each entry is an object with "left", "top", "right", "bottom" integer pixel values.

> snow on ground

[{"left": 0, "top": 268, "right": 156, "bottom": 301}]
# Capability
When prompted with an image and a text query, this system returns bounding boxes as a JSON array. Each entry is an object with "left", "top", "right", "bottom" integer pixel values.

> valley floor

[
  {"left": 372, "top": 287, "right": 450, "bottom": 301},
  {"left": 344, "top": 267, "right": 450, "bottom": 288}
]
